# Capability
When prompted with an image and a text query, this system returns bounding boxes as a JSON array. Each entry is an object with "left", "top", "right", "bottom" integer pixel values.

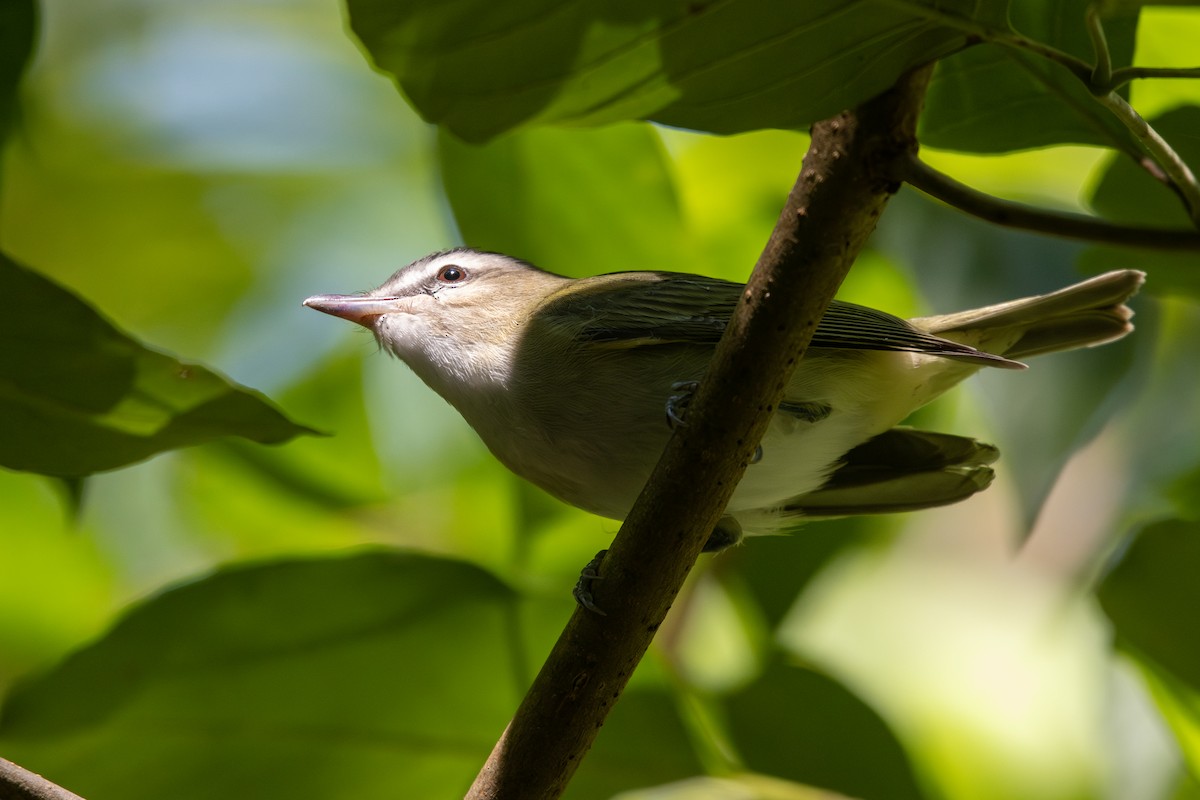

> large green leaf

[
  {"left": 0, "top": 0, "right": 35, "bottom": 148},
  {"left": 921, "top": 0, "right": 1139, "bottom": 153},
  {"left": 0, "top": 552, "right": 524, "bottom": 799},
  {"left": 0, "top": 252, "right": 312, "bottom": 477},
  {"left": 348, "top": 0, "right": 997, "bottom": 142},
  {"left": 0, "top": 551, "right": 703, "bottom": 800}
]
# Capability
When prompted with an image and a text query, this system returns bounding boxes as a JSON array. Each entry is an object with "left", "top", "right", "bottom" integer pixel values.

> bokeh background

[{"left": 2, "top": 1, "right": 1199, "bottom": 798}]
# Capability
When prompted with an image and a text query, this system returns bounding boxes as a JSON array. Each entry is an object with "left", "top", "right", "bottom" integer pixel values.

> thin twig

[
  {"left": 1108, "top": 66, "right": 1200, "bottom": 90},
  {"left": 465, "top": 66, "right": 936, "bottom": 800},
  {"left": 0, "top": 757, "right": 86, "bottom": 800},
  {"left": 902, "top": 155, "right": 1200, "bottom": 250}
]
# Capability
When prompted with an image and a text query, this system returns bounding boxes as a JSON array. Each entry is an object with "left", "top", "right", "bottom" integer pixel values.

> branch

[
  {"left": 1108, "top": 66, "right": 1200, "bottom": 90},
  {"left": 902, "top": 154, "right": 1200, "bottom": 250},
  {"left": 465, "top": 65, "right": 935, "bottom": 800},
  {"left": 0, "top": 757, "right": 86, "bottom": 800}
]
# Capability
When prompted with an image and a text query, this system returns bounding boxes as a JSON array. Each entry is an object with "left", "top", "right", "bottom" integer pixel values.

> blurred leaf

[
  {"left": 725, "top": 657, "right": 926, "bottom": 800},
  {"left": 881, "top": 191, "right": 1143, "bottom": 530},
  {"left": 732, "top": 518, "right": 871, "bottom": 630},
  {"left": 567, "top": 688, "right": 705, "bottom": 800},
  {"left": 0, "top": 252, "right": 313, "bottom": 477},
  {"left": 0, "top": 550, "right": 701, "bottom": 800},
  {"left": 1167, "top": 462, "right": 1200, "bottom": 519},
  {"left": 0, "top": 0, "right": 35, "bottom": 147},
  {"left": 1130, "top": 654, "right": 1200, "bottom": 781},
  {"left": 218, "top": 352, "right": 387, "bottom": 510},
  {"left": 0, "top": 552, "right": 523, "bottom": 799},
  {"left": 348, "top": 0, "right": 990, "bottom": 142},
  {"left": 439, "top": 123, "right": 690, "bottom": 275},
  {"left": 922, "top": 0, "right": 1140, "bottom": 153},
  {"left": 1098, "top": 518, "right": 1200, "bottom": 690}
]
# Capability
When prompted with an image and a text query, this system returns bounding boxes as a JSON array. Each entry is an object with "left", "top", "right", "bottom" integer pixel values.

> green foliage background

[{"left": 2, "top": 1, "right": 1200, "bottom": 799}]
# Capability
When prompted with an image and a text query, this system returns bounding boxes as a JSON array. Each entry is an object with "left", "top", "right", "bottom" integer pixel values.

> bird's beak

[{"left": 303, "top": 294, "right": 400, "bottom": 328}]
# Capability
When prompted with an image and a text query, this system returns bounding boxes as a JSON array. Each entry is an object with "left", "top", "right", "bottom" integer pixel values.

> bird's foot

[
  {"left": 665, "top": 381, "right": 699, "bottom": 428},
  {"left": 573, "top": 549, "right": 608, "bottom": 616}
]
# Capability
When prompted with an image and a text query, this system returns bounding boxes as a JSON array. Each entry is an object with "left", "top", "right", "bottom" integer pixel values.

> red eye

[{"left": 437, "top": 264, "right": 466, "bottom": 283}]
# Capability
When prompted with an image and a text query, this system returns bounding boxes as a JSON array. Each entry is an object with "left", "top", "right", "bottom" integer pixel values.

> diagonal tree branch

[{"left": 465, "top": 65, "right": 935, "bottom": 800}]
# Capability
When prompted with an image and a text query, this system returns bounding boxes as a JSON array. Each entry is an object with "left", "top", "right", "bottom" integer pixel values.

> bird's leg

[
  {"left": 573, "top": 549, "right": 608, "bottom": 615},
  {"left": 665, "top": 381, "right": 699, "bottom": 428}
]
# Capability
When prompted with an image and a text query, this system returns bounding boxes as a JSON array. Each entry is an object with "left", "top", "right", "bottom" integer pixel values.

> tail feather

[
  {"left": 914, "top": 270, "right": 1144, "bottom": 359},
  {"left": 773, "top": 428, "right": 998, "bottom": 520}
]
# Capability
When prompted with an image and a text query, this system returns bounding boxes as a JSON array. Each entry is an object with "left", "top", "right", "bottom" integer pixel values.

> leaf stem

[
  {"left": 902, "top": 154, "right": 1200, "bottom": 250},
  {"left": 1095, "top": 91, "right": 1200, "bottom": 226}
]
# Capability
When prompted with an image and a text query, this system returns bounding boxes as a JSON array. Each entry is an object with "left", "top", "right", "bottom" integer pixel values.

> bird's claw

[
  {"left": 665, "top": 381, "right": 700, "bottom": 428},
  {"left": 573, "top": 549, "right": 609, "bottom": 616}
]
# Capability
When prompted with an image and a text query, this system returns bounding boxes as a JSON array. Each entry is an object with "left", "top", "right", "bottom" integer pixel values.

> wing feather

[{"left": 542, "top": 271, "right": 1022, "bottom": 367}]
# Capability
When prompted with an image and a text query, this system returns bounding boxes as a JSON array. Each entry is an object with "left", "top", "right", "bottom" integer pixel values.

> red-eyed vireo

[{"left": 305, "top": 248, "right": 1143, "bottom": 549}]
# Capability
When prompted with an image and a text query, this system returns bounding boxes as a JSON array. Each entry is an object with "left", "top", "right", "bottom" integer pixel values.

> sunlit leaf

[
  {"left": 348, "top": 0, "right": 998, "bottom": 141},
  {"left": 1129, "top": 654, "right": 1200, "bottom": 780},
  {"left": 725, "top": 657, "right": 926, "bottom": 800},
  {"left": 922, "top": 0, "right": 1140, "bottom": 153},
  {"left": 0, "top": 252, "right": 313, "bottom": 477}
]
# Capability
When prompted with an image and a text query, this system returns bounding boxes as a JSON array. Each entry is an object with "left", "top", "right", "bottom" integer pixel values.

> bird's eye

[{"left": 437, "top": 264, "right": 467, "bottom": 283}]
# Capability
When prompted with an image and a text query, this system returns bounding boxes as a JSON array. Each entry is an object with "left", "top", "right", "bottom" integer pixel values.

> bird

[{"left": 304, "top": 248, "right": 1143, "bottom": 551}]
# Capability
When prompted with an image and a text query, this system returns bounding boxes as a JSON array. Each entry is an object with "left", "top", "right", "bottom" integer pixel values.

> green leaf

[
  {"left": 0, "top": 0, "right": 35, "bottom": 147},
  {"left": 348, "top": 0, "right": 987, "bottom": 142},
  {"left": 0, "top": 552, "right": 522, "bottom": 799},
  {"left": 0, "top": 551, "right": 702, "bottom": 800},
  {"left": 438, "top": 123, "right": 690, "bottom": 275},
  {"left": 921, "top": 0, "right": 1140, "bottom": 153},
  {"left": 0, "top": 252, "right": 314, "bottom": 477},
  {"left": 1098, "top": 518, "right": 1200, "bottom": 691},
  {"left": 725, "top": 657, "right": 926, "bottom": 800}
]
